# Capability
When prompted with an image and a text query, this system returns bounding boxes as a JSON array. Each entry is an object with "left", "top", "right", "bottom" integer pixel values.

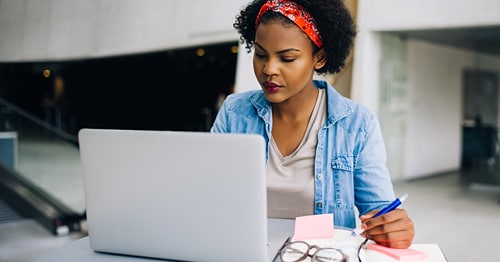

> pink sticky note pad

[
  {"left": 292, "top": 214, "right": 334, "bottom": 241},
  {"left": 367, "top": 244, "right": 427, "bottom": 261}
]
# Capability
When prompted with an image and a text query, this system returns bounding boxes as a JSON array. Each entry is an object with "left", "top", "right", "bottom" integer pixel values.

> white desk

[{"left": 35, "top": 219, "right": 447, "bottom": 262}]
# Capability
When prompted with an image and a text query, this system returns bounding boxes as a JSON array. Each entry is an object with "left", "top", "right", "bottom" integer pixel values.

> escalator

[{"left": 0, "top": 97, "right": 85, "bottom": 236}]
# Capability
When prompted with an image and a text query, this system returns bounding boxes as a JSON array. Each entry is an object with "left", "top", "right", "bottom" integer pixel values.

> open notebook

[{"left": 78, "top": 129, "right": 276, "bottom": 262}]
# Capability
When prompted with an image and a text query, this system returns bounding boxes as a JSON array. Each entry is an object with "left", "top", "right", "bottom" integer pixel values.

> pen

[
  {"left": 372, "top": 193, "right": 408, "bottom": 218},
  {"left": 358, "top": 193, "right": 409, "bottom": 252}
]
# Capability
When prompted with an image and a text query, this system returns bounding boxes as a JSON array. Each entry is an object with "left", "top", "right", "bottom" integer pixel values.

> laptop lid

[{"left": 78, "top": 129, "right": 269, "bottom": 262}]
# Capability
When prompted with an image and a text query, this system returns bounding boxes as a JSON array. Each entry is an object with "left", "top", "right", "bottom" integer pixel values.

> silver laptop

[{"left": 78, "top": 129, "right": 275, "bottom": 262}]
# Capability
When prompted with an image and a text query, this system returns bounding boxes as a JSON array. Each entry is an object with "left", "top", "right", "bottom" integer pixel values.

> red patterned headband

[{"left": 255, "top": 0, "right": 323, "bottom": 48}]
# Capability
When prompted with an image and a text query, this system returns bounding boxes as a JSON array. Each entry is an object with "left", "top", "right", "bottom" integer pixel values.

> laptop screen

[{"left": 79, "top": 129, "right": 269, "bottom": 262}]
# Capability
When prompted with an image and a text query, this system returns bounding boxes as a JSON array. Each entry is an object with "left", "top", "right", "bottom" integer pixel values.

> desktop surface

[
  {"left": 35, "top": 218, "right": 447, "bottom": 262},
  {"left": 36, "top": 219, "right": 293, "bottom": 262}
]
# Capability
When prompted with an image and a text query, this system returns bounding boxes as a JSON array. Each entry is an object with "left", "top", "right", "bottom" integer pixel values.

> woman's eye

[
  {"left": 281, "top": 57, "right": 296, "bottom": 62},
  {"left": 255, "top": 53, "right": 267, "bottom": 58}
]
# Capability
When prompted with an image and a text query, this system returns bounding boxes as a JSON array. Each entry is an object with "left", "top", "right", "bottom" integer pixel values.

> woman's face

[{"left": 253, "top": 21, "right": 324, "bottom": 104}]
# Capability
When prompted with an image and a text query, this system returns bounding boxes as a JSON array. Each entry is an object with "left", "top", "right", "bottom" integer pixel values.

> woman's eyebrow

[{"left": 255, "top": 42, "right": 301, "bottom": 54}]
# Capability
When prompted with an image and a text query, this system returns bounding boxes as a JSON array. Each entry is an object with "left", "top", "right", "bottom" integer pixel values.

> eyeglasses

[
  {"left": 279, "top": 241, "right": 347, "bottom": 262},
  {"left": 357, "top": 238, "right": 368, "bottom": 262}
]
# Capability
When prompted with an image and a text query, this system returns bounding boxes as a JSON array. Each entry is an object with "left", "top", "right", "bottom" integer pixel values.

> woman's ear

[{"left": 314, "top": 49, "right": 327, "bottom": 70}]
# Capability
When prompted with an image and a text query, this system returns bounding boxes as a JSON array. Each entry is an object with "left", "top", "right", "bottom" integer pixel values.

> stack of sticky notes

[
  {"left": 292, "top": 214, "right": 334, "bottom": 241},
  {"left": 367, "top": 243, "right": 428, "bottom": 261}
]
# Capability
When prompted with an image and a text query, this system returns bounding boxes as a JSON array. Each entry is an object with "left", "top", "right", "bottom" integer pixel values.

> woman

[{"left": 211, "top": 0, "right": 414, "bottom": 248}]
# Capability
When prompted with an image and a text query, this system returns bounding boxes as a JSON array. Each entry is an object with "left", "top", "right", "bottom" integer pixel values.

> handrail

[
  {"left": 0, "top": 97, "right": 78, "bottom": 145},
  {"left": 0, "top": 162, "right": 85, "bottom": 235}
]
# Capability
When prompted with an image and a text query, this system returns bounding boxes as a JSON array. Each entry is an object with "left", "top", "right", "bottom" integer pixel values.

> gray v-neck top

[{"left": 266, "top": 88, "right": 326, "bottom": 218}]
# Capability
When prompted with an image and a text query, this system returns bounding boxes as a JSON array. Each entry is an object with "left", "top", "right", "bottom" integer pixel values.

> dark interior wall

[
  {"left": 0, "top": 63, "right": 53, "bottom": 118},
  {"left": 0, "top": 42, "right": 238, "bottom": 134}
]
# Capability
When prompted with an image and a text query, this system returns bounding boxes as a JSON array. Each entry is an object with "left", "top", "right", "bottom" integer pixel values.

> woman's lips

[{"left": 263, "top": 81, "right": 281, "bottom": 93}]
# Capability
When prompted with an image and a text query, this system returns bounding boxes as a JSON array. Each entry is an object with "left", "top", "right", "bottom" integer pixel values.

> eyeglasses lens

[
  {"left": 281, "top": 242, "right": 345, "bottom": 262},
  {"left": 281, "top": 242, "right": 309, "bottom": 261},
  {"left": 312, "top": 248, "right": 345, "bottom": 262}
]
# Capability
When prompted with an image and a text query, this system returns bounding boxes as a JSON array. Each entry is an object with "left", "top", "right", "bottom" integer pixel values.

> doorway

[{"left": 461, "top": 69, "right": 500, "bottom": 184}]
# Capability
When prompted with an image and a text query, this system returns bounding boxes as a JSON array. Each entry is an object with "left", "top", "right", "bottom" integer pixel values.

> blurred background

[{"left": 0, "top": 0, "right": 499, "bottom": 261}]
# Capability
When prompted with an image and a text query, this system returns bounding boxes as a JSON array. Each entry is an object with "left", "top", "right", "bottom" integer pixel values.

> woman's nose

[{"left": 263, "top": 58, "right": 279, "bottom": 76}]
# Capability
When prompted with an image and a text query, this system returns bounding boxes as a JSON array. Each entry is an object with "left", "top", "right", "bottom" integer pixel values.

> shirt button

[
  {"left": 316, "top": 174, "right": 323, "bottom": 180},
  {"left": 316, "top": 202, "right": 323, "bottom": 208}
]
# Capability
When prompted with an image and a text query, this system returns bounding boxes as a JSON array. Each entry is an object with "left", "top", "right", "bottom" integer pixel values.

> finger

[
  {"left": 366, "top": 216, "right": 412, "bottom": 236},
  {"left": 373, "top": 238, "right": 413, "bottom": 249},
  {"left": 360, "top": 210, "right": 380, "bottom": 228},
  {"left": 369, "top": 230, "right": 413, "bottom": 249},
  {"left": 363, "top": 209, "right": 409, "bottom": 230},
  {"left": 367, "top": 225, "right": 411, "bottom": 239},
  {"left": 364, "top": 221, "right": 415, "bottom": 249},
  {"left": 360, "top": 210, "right": 379, "bottom": 221}
]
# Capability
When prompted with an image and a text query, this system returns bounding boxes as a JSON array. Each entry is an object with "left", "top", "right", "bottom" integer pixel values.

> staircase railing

[{"left": 0, "top": 97, "right": 85, "bottom": 236}]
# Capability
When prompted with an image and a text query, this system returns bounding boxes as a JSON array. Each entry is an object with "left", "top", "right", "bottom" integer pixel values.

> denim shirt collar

[{"left": 314, "top": 80, "right": 354, "bottom": 127}]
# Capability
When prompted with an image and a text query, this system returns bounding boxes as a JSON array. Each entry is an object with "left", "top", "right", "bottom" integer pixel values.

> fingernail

[{"left": 361, "top": 224, "right": 367, "bottom": 230}]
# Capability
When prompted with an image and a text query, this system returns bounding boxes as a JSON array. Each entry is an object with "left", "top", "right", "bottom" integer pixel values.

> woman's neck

[{"left": 272, "top": 85, "right": 319, "bottom": 122}]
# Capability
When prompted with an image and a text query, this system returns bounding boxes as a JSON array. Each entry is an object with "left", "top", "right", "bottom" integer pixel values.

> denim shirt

[{"left": 210, "top": 80, "right": 395, "bottom": 229}]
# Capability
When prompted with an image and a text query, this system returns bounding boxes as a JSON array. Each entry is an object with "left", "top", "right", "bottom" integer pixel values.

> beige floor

[
  {"left": 393, "top": 171, "right": 500, "bottom": 262},
  {"left": 0, "top": 219, "right": 85, "bottom": 262}
]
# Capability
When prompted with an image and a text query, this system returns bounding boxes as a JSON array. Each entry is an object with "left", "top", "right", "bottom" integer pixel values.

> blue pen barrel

[{"left": 373, "top": 193, "right": 408, "bottom": 218}]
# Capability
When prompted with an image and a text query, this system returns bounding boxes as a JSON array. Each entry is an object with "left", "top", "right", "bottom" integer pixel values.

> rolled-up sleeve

[{"left": 353, "top": 113, "right": 395, "bottom": 215}]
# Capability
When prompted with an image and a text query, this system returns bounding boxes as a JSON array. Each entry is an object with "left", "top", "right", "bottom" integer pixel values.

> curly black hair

[{"left": 233, "top": 0, "right": 357, "bottom": 75}]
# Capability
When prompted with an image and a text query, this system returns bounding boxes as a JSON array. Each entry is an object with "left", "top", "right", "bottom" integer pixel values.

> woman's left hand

[{"left": 359, "top": 209, "right": 415, "bottom": 249}]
